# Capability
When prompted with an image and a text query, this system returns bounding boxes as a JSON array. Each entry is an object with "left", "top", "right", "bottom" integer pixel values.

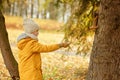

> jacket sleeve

[{"left": 31, "top": 40, "right": 60, "bottom": 53}]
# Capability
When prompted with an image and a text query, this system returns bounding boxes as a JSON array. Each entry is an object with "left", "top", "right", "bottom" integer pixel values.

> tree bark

[
  {"left": 0, "top": 10, "right": 19, "bottom": 80},
  {"left": 87, "top": 0, "right": 120, "bottom": 80}
]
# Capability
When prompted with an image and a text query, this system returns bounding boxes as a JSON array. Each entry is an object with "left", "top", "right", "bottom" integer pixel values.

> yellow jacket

[{"left": 17, "top": 38, "right": 60, "bottom": 80}]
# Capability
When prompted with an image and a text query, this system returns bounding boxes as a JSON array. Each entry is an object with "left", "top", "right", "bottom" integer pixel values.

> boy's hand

[{"left": 59, "top": 42, "right": 70, "bottom": 48}]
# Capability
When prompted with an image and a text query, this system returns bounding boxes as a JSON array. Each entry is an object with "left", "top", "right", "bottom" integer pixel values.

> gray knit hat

[{"left": 23, "top": 18, "right": 40, "bottom": 33}]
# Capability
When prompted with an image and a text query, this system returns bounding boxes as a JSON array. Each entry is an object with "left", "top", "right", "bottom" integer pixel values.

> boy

[{"left": 17, "top": 18, "right": 70, "bottom": 80}]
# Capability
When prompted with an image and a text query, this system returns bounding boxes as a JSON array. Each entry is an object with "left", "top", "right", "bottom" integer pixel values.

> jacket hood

[
  {"left": 17, "top": 33, "right": 28, "bottom": 42},
  {"left": 17, "top": 33, "right": 38, "bottom": 42},
  {"left": 17, "top": 38, "right": 32, "bottom": 50},
  {"left": 17, "top": 33, "right": 38, "bottom": 50}
]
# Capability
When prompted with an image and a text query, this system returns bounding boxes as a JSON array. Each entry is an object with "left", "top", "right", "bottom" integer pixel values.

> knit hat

[{"left": 23, "top": 18, "right": 40, "bottom": 33}]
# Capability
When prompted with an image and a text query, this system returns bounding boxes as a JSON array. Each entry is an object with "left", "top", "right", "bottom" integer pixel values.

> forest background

[{"left": 0, "top": 0, "right": 99, "bottom": 80}]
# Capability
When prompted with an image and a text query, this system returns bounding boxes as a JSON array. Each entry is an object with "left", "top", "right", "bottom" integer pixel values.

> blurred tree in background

[
  {"left": 2, "top": 0, "right": 71, "bottom": 21},
  {"left": 1, "top": 0, "right": 100, "bottom": 55}
]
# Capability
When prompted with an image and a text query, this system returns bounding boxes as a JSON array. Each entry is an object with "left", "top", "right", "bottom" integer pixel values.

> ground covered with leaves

[{"left": 0, "top": 17, "right": 90, "bottom": 80}]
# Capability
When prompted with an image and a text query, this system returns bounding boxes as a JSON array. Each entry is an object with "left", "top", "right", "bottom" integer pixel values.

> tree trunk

[
  {"left": 0, "top": 10, "right": 19, "bottom": 80},
  {"left": 48, "top": 1, "right": 58, "bottom": 20},
  {"left": 31, "top": 0, "right": 34, "bottom": 18},
  {"left": 62, "top": 4, "right": 66, "bottom": 22},
  {"left": 37, "top": 0, "right": 40, "bottom": 18},
  {"left": 11, "top": 3, "right": 15, "bottom": 16},
  {"left": 42, "top": 9, "right": 47, "bottom": 19},
  {"left": 13, "top": 2, "right": 17, "bottom": 16},
  {"left": 18, "top": 1, "right": 22, "bottom": 16},
  {"left": 87, "top": 0, "right": 120, "bottom": 80}
]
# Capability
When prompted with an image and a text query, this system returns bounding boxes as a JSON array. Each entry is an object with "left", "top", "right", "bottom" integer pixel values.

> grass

[
  {"left": 0, "top": 29, "right": 89, "bottom": 80},
  {"left": 4, "top": 15, "right": 64, "bottom": 31}
]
